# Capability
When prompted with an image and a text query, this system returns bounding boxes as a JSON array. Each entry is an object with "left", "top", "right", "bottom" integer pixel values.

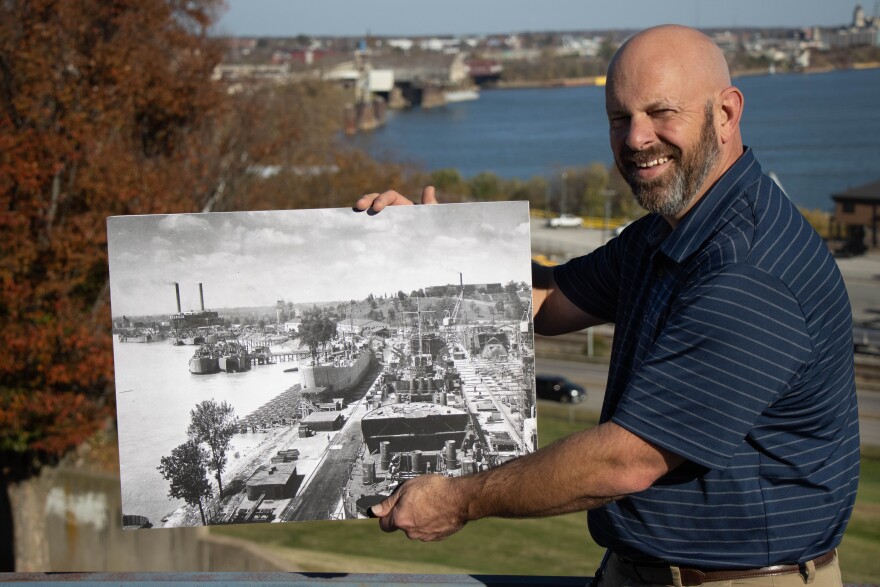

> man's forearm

[{"left": 450, "top": 422, "right": 681, "bottom": 521}]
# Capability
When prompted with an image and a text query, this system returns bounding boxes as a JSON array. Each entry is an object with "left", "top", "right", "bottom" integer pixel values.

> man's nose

[{"left": 625, "top": 115, "right": 656, "bottom": 151}]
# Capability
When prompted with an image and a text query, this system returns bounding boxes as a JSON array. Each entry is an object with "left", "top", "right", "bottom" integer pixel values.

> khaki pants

[{"left": 594, "top": 551, "right": 842, "bottom": 587}]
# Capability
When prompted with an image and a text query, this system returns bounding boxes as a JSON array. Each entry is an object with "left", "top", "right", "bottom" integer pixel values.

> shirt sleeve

[
  {"left": 552, "top": 237, "right": 623, "bottom": 324},
  {"left": 611, "top": 264, "right": 813, "bottom": 470}
]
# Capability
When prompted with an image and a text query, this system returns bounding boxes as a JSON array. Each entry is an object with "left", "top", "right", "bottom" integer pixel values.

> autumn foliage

[
  {"left": 0, "top": 0, "right": 417, "bottom": 469},
  {"left": 0, "top": 0, "right": 232, "bottom": 462}
]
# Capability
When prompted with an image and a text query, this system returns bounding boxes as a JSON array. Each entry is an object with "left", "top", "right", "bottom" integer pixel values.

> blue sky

[{"left": 216, "top": 0, "right": 857, "bottom": 37}]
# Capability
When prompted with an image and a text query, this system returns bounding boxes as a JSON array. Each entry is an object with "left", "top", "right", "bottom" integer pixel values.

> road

[
  {"left": 282, "top": 367, "right": 380, "bottom": 522},
  {"left": 536, "top": 355, "right": 880, "bottom": 447},
  {"left": 284, "top": 407, "right": 365, "bottom": 521}
]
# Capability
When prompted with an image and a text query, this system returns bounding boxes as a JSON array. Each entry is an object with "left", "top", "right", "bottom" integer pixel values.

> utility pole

[
  {"left": 560, "top": 171, "right": 568, "bottom": 216},
  {"left": 602, "top": 188, "right": 615, "bottom": 242}
]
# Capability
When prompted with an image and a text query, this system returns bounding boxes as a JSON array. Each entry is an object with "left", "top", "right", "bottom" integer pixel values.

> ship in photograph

[
  {"left": 189, "top": 341, "right": 251, "bottom": 375},
  {"left": 333, "top": 291, "right": 535, "bottom": 520},
  {"left": 298, "top": 348, "right": 372, "bottom": 393},
  {"left": 118, "top": 329, "right": 165, "bottom": 343},
  {"left": 340, "top": 319, "right": 535, "bottom": 520}
]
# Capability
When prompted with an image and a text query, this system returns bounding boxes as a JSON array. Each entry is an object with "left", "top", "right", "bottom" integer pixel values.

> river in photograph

[
  {"left": 113, "top": 338, "right": 300, "bottom": 525},
  {"left": 348, "top": 67, "right": 880, "bottom": 211}
]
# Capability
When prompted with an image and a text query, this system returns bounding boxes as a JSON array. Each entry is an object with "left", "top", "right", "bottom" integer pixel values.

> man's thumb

[{"left": 370, "top": 493, "right": 398, "bottom": 518}]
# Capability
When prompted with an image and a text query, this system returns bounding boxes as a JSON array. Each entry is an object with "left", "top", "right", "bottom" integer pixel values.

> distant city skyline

[{"left": 217, "top": 0, "right": 860, "bottom": 38}]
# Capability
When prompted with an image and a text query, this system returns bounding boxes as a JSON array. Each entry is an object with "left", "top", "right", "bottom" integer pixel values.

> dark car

[{"left": 535, "top": 374, "right": 586, "bottom": 403}]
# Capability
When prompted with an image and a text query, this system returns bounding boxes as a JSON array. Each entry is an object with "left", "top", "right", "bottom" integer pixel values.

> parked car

[
  {"left": 546, "top": 214, "right": 583, "bottom": 228},
  {"left": 535, "top": 374, "right": 586, "bottom": 403},
  {"left": 614, "top": 221, "right": 633, "bottom": 236}
]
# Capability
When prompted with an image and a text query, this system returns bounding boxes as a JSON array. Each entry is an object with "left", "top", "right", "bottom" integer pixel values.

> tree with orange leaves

[{"left": 0, "top": 0, "right": 233, "bottom": 569}]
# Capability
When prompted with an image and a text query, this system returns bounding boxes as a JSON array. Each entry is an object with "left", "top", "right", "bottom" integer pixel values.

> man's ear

[{"left": 717, "top": 86, "right": 744, "bottom": 144}]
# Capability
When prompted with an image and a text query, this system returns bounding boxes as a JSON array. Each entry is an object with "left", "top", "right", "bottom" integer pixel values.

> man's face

[
  {"left": 606, "top": 60, "right": 723, "bottom": 219},
  {"left": 616, "top": 104, "right": 720, "bottom": 217}
]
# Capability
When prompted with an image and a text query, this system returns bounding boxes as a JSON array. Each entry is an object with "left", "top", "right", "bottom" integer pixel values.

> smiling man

[{"left": 356, "top": 25, "right": 859, "bottom": 587}]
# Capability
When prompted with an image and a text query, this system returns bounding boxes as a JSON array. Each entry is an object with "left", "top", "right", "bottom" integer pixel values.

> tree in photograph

[
  {"left": 508, "top": 292, "right": 525, "bottom": 322},
  {"left": 187, "top": 400, "right": 236, "bottom": 500},
  {"left": 157, "top": 440, "right": 213, "bottom": 526},
  {"left": 495, "top": 299, "right": 506, "bottom": 317},
  {"left": 294, "top": 306, "right": 338, "bottom": 362}
]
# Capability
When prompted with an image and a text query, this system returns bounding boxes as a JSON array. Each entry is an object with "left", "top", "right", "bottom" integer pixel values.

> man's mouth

[
  {"left": 629, "top": 154, "right": 673, "bottom": 180},
  {"left": 635, "top": 156, "right": 669, "bottom": 169}
]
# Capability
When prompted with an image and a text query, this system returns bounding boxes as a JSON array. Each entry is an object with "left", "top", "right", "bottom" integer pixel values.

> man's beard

[{"left": 620, "top": 106, "right": 720, "bottom": 217}]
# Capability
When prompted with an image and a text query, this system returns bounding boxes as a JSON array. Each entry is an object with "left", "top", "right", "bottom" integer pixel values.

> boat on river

[{"left": 188, "top": 341, "right": 249, "bottom": 375}]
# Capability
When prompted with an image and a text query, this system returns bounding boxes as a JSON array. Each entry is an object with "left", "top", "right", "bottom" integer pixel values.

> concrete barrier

[{"left": 9, "top": 465, "right": 286, "bottom": 572}]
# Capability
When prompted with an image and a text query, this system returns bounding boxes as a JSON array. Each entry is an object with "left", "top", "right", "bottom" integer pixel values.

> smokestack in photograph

[
  {"left": 173, "top": 282, "right": 181, "bottom": 313},
  {"left": 199, "top": 283, "right": 205, "bottom": 311}
]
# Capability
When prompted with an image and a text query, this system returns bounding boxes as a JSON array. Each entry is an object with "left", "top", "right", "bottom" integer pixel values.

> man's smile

[{"left": 630, "top": 155, "right": 673, "bottom": 180}]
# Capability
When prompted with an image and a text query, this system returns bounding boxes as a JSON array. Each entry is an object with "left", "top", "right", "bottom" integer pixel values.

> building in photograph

[
  {"left": 301, "top": 411, "right": 344, "bottom": 432},
  {"left": 246, "top": 463, "right": 299, "bottom": 500}
]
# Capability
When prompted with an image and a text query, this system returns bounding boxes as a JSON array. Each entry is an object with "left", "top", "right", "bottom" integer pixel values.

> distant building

[
  {"left": 832, "top": 179, "right": 880, "bottom": 249},
  {"left": 826, "top": 27, "right": 880, "bottom": 48},
  {"left": 337, "top": 318, "right": 389, "bottom": 337},
  {"left": 826, "top": 4, "right": 880, "bottom": 48}
]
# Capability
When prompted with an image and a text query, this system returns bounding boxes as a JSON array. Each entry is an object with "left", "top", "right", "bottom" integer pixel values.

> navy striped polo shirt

[{"left": 554, "top": 147, "right": 860, "bottom": 568}]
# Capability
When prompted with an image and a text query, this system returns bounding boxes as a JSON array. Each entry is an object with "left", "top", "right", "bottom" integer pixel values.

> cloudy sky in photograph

[
  {"left": 217, "top": 0, "right": 852, "bottom": 37},
  {"left": 107, "top": 202, "right": 531, "bottom": 317}
]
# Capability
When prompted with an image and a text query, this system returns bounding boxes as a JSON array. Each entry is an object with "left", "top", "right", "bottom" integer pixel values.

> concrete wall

[{"left": 9, "top": 465, "right": 287, "bottom": 572}]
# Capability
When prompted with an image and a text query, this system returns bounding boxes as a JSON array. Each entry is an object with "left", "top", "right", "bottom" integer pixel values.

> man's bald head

[
  {"left": 608, "top": 25, "right": 731, "bottom": 99},
  {"left": 605, "top": 25, "right": 745, "bottom": 226}
]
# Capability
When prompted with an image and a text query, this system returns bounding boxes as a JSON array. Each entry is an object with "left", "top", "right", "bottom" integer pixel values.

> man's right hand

[
  {"left": 370, "top": 473, "right": 469, "bottom": 542},
  {"left": 354, "top": 186, "right": 438, "bottom": 213}
]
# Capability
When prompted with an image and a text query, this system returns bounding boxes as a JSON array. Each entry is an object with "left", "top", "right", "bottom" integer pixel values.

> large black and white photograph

[{"left": 107, "top": 202, "right": 536, "bottom": 529}]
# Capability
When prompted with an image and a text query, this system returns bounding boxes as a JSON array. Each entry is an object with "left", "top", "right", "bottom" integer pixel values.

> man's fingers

[
  {"left": 355, "top": 187, "right": 438, "bottom": 213},
  {"left": 353, "top": 193, "right": 380, "bottom": 212},
  {"left": 421, "top": 186, "right": 438, "bottom": 205},
  {"left": 354, "top": 191, "right": 411, "bottom": 213}
]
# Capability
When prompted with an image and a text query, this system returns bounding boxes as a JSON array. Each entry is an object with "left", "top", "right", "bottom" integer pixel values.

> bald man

[{"left": 355, "top": 26, "right": 857, "bottom": 586}]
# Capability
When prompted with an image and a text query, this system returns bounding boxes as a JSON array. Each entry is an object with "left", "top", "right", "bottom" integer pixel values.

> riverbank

[{"left": 490, "top": 61, "right": 880, "bottom": 90}]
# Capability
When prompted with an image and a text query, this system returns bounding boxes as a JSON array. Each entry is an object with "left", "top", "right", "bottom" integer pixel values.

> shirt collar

[{"left": 655, "top": 146, "right": 762, "bottom": 265}]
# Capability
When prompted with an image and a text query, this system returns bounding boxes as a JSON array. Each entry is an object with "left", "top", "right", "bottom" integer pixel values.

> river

[
  {"left": 348, "top": 67, "right": 880, "bottom": 211},
  {"left": 113, "top": 338, "right": 301, "bottom": 525}
]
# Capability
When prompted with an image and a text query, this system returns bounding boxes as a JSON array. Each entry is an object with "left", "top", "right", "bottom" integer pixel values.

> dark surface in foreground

[{"left": 0, "top": 573, "right": 593, "bottom": 585}]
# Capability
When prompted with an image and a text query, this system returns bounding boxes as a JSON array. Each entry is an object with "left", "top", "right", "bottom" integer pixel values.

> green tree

[
  {"left": 430, "top": 168, "right": 468, "bottom": 197},
  {"left": 187, "top": 399, "right": 236, "bottom": 500},
  {"left": 468, "top": 172, "right": 504, "bottom": 201},
  {"left": 157, "top": 439, "right": 213, "bottom": 525}
]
